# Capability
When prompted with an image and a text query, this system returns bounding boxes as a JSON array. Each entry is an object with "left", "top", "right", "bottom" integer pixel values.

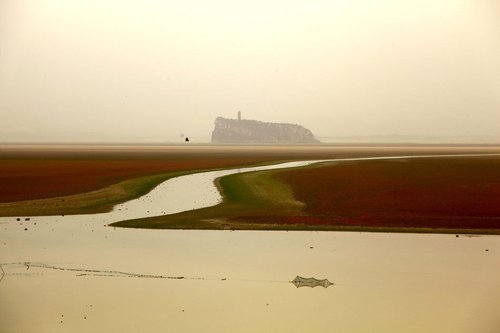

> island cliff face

[{"left": 211, "top": 117, "right": 319, "bottom": 143}]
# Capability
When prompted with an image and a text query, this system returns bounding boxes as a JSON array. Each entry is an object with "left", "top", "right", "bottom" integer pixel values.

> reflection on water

[{"left": 291, "top": 276, "right": 334, "bottom": 288}]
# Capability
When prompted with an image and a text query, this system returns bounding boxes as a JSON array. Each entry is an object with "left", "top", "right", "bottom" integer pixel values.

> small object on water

[
  {"left": 485, "top": 249, "right": 489, "bottom": 252},
  {"left": 291, "top": 276, "right": 333, "bottom": 288},
  {"left": 16, "top": 218, "right": 20, "bottom": 221},
  {"left": 309, "top": 246, "right": 314, "bottom": 249},
  {"left": 24, "top": 228, "right": 28, "bottom": 231},
  {"left": 456, "top": 235, "right": 459, "bottom": 238},
  {"left": 25, "top": 218, "right": 30, "bottom": 221}
]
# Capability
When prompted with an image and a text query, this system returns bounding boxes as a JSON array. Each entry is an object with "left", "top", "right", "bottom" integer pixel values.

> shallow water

[
  {"left": 110, "top": 159, "right": 322, "bottom": 221},
  {"left": 1, "top": 155, "right": 500, "bottom": 332}
]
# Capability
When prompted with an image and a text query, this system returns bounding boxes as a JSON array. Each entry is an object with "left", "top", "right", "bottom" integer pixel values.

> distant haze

[{"left": 1, "top": 0, "right": 499, "bottom": 143}]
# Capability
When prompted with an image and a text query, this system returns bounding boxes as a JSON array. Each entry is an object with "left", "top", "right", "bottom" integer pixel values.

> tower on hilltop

[{"left": 238, "top": 111, "right": 241, "bottom": 121}]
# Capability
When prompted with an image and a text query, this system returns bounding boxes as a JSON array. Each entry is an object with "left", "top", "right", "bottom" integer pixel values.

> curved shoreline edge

[
  {"left": 0, "top": 160, "right": 295, "bottom": 217},
  {"left": 111, "top": 153, "right": 500, "bottom": 234}
]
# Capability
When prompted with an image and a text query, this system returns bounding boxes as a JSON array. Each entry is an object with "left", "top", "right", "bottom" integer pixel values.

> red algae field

[
  {"left": 273, "top": 156, "right": 500, "bottom": 230},
  {"left": 0, "top": 145, "right": 300, "bottom": 203},
  {"left": 2, "top": 144, "right": 499, "bottom": 203}
]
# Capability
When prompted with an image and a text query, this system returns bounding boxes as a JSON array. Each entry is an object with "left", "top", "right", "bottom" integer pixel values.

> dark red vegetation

[
  {"left": 3, "top": 144, "right": 471, "bottom": 203},
  {"left": 275, "top": 157, "right": 500, "bottom": 229},
  {"left": 1, "top": 144, "right": 402, "bottom": 203},
  {"left": 0, "top": 146, "right": 299, "bottom": 202}
]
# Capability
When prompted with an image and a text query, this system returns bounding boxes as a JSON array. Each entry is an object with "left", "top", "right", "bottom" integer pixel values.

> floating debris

[
  {"left": 1, "top": 262, "right": 332, "bottom": 289},
  {"left": 291, "top": 276, "right": 333, "bottom": 288},
  {"left": 0, "top": 262, "right": 197, "bottom": 281}
]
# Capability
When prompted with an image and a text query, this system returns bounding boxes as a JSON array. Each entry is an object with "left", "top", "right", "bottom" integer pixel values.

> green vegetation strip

[
  {"left": 0, "top": 160, "right": 286, "bottom": 217},
  {"left": 111, "top": 168, "right": 304, "bottom": 229},
  {"left": 113, "top": 162, "right": 500, "bottom": 234},
  {"left": 5, "top": 157, "right": 499, "bottom": 235},
  {"left": 0, "top": 171, "right": 194, "bottom": 217}
]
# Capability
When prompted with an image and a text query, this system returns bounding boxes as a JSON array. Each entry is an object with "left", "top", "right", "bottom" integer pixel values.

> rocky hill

[{"left": 211, "top": 116, "right": 319, "bottom": 143}]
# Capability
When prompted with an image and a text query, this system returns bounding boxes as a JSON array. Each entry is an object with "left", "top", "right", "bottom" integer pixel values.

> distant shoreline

[{"left": 2, "top": 142, "right": 500, "bottom": 147}]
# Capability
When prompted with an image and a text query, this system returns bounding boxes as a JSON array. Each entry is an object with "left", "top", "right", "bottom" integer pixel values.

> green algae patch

[
  {"left": 0, "top": 160, "right": 294, "bottom": 217},
  {"left": 110, "top": 169, "right": 305, "bottom": 229},
  {"left": 0, "top": 171, "right": 193, "bottom": 217},
  {"left": 112, "top": 158, "right": 500, "bottom": 234}
]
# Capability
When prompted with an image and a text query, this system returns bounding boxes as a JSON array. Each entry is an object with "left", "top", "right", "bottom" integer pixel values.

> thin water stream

[{"left": 1, "top": 154, "right": 500, "bottom": 333}]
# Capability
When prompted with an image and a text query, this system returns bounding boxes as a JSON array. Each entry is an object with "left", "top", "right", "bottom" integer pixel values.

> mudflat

[
  {"left": 2, "top": 144, "right": 500, "bottom": 233},
  {"left": 0, "top": 144, "right": 315, "bottom": 203},
  {"left": 2, "top": 143, "right": 499, "bottom": 203}
]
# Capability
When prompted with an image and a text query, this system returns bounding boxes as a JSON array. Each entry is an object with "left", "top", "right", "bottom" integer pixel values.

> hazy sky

[{"left": 1, "top": 0, "right": 499, "bottom": 142}]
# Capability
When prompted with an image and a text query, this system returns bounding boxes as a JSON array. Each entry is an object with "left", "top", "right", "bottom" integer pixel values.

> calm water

[{"left": 1, "top": 156, "right": 500, "bottom": 332}]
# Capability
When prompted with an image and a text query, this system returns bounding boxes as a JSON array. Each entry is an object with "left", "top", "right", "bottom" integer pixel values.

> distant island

[{"left": 211, "top": 112, "right": 319, "bottom": 144}]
